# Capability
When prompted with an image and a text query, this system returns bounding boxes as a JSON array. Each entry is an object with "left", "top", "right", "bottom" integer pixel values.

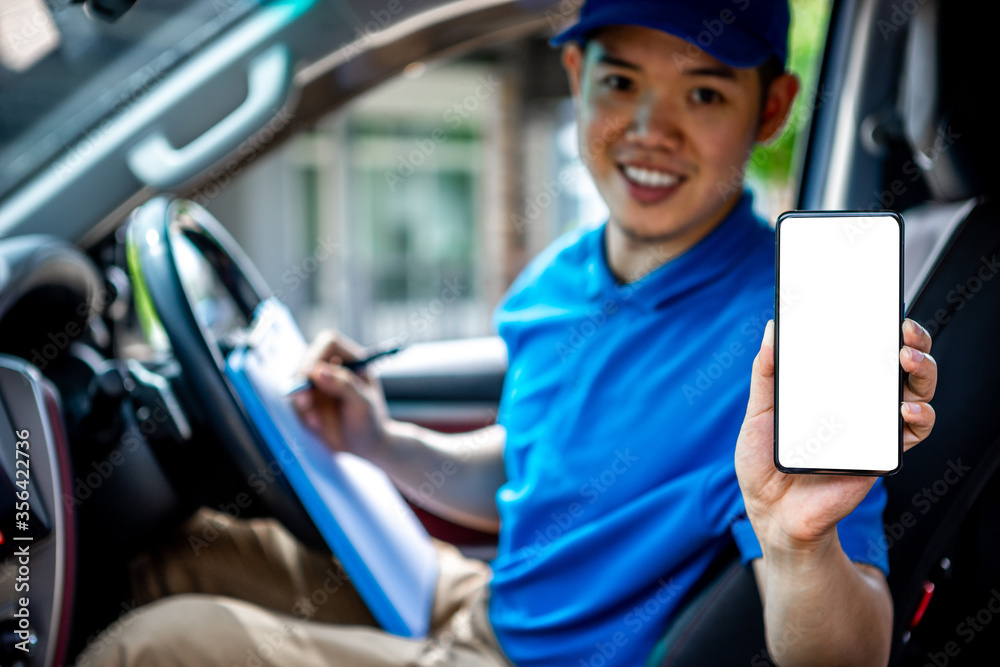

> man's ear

[
  {"left": 756, "top": 72, "right": 800, "bottom": 143},
  {"left": 561, "top": 42, "right": 585, "bottom": 100}
]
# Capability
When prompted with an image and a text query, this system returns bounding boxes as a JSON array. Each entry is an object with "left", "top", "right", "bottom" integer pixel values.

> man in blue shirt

[{"left": 81, "top": 1, "right": 938, "bottom": 666}]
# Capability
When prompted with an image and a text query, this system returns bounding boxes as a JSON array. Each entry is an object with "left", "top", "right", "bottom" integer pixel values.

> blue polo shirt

[{"left": 487, "top": 192, "right": 889, "bottom": 667}]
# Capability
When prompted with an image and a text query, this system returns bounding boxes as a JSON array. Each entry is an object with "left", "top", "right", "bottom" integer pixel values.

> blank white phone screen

[{"left": 776, "top": 215, "right": 901, "bottom": 473}]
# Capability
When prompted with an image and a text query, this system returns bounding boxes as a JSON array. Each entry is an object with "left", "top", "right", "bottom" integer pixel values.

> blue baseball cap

[{"left": 549, "top": 0, "right": 790, "bottom": 69}]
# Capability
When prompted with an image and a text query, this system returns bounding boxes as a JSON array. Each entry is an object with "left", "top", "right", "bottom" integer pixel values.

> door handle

[{"left": 127, "top": 43, "right": 291, "bottom": 189}]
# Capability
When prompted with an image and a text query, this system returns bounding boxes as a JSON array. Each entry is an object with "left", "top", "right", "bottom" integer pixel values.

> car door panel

[{"left": 0, "top": 0, "right": 316, "bottom": 242}]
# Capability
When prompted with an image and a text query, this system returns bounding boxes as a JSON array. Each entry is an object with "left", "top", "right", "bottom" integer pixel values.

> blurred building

[
  {"left": 207, "top": 0, "right": 828, "bottom": 347},
  {"left": 208, "top": 34, "right": 606, "bottom": 345}
]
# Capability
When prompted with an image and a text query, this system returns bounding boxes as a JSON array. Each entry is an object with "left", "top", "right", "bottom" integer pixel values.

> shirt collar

[{"left": 584, "top": 191, "right": 764, "bottom": 310}]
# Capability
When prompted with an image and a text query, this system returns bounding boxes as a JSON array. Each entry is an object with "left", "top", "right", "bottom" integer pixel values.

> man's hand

[
  {"left": 291, "top": 330, "right": 506, "bottom": 531},
  {"left": 736, "top": 318, "right": 937, "bottom": 549},
  {"left": 291, "top": 330, "right": 392, "bottom": 463},
  {"left": 735, "top": 318, "right": 938, "bottom": 666}
]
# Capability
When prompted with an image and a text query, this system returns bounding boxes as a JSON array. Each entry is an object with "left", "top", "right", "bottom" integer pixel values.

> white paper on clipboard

[{"left": 224, "top": 299, "right": 438, "bottom": 637}]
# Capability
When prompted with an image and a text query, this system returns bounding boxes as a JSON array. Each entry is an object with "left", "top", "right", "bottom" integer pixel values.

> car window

[
  {"left": 0, "top": 0, "right": 262, "bottom": 201},
  {"left": 746, "top": 0, "right": 833, "bottom": 218},
  {"left": 205, "top": 0, "right": 833, "bottom": 348},
  {"left": 207, "top": 51, "right": 551, "bottom": 347}
]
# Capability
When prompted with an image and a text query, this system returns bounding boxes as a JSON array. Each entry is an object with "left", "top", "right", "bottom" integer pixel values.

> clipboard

[{"left": 224, "top": 299, "right": 438, "bottom": 637}]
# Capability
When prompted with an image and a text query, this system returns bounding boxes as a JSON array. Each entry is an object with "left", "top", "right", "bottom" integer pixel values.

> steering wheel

[{"left": 125, "top": 195, "right": 322, "bottom": 547}]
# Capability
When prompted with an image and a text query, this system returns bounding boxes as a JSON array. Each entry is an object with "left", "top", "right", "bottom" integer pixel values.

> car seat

[{"left": 648, "top": 0, "right": 1000, "bottom": 663}]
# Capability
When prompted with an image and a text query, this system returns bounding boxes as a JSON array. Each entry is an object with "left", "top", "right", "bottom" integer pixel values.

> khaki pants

[{"left": 76, "top": 509, "right": 513, "bottom": 667}]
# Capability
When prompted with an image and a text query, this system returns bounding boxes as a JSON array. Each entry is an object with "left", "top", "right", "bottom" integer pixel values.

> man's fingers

[
  {"left": 899, "top": 320, "right": 937, "bottom": 432},
  {"left": 902, "top": 319, "right": 932, "bottom": 354},
  {"left": 309, "top": 362, "right": 364, "bottom": 400},
  {"left": 745, "top": 320, "right": 775, "bottom": 419},
  {"left": 902, "top": 401, "right": 936, "bottom": 451},
  {"left": 297, "top": 330, "right": 365, "bottom": 375},
  {"left": 292, "top": 390, "right": 312, "bottom": 414},
  {"left": 900, "top": 346, "right": 937, "bottom": 402},
  {"left": 291, "top": 391, "right": 322, "bottom": 432}
]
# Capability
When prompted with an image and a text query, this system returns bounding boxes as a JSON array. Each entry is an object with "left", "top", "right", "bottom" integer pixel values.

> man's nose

[{"left": 627, "top": 90, "right": 682, "bottom": 148}]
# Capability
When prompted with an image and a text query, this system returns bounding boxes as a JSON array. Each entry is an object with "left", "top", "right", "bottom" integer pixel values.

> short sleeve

[{"left": 729, "top": 479, "right": 890, "bottom": 576}]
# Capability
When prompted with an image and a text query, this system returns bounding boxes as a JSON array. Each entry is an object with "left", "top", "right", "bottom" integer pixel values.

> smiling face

[{"left": 562, "top": 25, "right": 797, "bottom": 275}]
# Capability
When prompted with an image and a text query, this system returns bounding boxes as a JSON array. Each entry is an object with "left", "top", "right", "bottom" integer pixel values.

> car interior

[
  {"left": 649, "top": 0, "right": 1000, "bottom": 664},
  {"left": 0, "top": 0, "right": 998, "bottom": 665}
]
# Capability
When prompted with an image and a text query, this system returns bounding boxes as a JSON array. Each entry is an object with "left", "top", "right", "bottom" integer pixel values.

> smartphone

[{"left": 774, "top": 211, "right": 903, "bottom": 475}]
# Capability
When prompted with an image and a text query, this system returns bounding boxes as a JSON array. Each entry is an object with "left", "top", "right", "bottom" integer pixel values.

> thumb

[{"left": 744, "top": 320, "right": 775, "bottom": 420}]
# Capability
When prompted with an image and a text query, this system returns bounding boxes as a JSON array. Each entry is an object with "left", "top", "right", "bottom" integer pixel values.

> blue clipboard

[{"left": 224, "top": 299, "right": 438, "bottom": 637}]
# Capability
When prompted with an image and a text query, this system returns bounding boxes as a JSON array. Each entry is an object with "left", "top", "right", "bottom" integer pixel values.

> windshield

[{"left": 0, "top": 0, "right": 261, "bottom": 201}]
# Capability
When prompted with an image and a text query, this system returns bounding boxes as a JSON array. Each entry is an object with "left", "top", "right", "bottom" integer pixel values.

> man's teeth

[{"left": 623, "top": 165, "right": 679, "bottom": 188}]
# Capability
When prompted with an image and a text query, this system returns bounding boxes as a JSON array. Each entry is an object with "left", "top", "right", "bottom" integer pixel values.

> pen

[{"left": 284, "top": 343, "right": 406, "bottom": 395}]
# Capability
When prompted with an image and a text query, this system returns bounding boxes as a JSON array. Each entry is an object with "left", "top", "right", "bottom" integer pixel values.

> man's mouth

[{"left": 619, "top": 164, "right": 685, "bottom": 204}]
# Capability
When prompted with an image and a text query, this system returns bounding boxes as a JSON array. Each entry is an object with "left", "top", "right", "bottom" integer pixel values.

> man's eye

[
  {"left": 601, "top": 74, "right": 635, "bottom": 92},
  {"left": 691, "top": 88, "right": 723, "bottom": 104}
]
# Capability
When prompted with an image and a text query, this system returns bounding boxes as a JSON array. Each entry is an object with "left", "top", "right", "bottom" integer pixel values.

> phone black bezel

[{"left": 773, "top": 210, "right": 904, "bottom": 477}]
